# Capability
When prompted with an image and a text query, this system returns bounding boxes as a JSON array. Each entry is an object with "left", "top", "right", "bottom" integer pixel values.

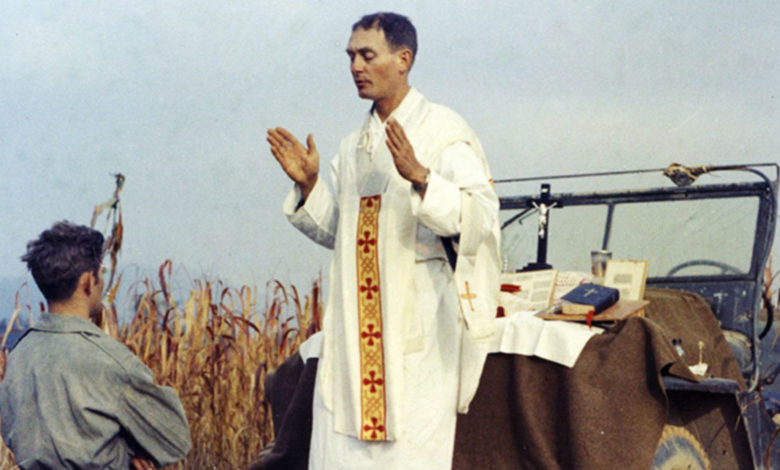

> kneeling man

[{"left": 0, "top": 221, "right": 191, "bottom": 469}]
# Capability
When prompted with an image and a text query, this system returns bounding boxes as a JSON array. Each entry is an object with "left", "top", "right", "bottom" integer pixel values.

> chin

[{"left": 356, "top": 88, "right": 374, "bottom": 100}]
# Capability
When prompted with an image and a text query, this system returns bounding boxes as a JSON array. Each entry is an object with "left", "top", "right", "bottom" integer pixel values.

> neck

[
  {"left": 374, "top": 84, "right": 411, "bottom": 121},
  {"left": 47, "top": 299, "right": 90, "bottom": 321}
]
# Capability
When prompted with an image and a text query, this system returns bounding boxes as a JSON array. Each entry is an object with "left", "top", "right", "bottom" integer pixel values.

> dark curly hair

[
  {"left": 21, "top": 221, "right": 105, "bottom": 302},
  {"left": 353, "top": 12, "right": 417, "bottom": 64}
]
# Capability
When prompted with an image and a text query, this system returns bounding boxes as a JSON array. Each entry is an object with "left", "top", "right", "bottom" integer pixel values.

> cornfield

[
  {"left": 0, "top": 175, "right": 323, "bottom": 468},
  {"left": 0, "top": 262, "right": 322, "bottom": 469}
]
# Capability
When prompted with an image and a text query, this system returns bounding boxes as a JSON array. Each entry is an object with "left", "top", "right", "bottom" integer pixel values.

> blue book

[{"left": 560, "top": 283, "right": 620, "bottom": 314}]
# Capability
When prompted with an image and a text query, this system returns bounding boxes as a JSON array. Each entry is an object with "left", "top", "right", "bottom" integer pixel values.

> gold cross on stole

[{"left": 461, "top": 281, "right": 477, "bottom": 311}]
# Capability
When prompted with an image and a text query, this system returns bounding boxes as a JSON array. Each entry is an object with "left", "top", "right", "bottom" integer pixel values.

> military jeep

[{"left": 495, "top": 162, "right": 778, "bottom": 469}]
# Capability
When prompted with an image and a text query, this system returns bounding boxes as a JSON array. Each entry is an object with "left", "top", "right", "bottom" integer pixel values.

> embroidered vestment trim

[{"left": 356, "top": 195, "right": 387, "bottom": 440}]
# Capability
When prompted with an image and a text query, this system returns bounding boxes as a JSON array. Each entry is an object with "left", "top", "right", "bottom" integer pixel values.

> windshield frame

[{"left": 499, "top": 180, "right": 773, "bottom": 284}]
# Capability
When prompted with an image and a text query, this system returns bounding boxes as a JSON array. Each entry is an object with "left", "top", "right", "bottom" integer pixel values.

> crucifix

[
  {"left": 532, "top": 200, "right": 557, "bottom": 240},
  {"left": 521, "top": 183, "right": 561, "bottom": 271}
]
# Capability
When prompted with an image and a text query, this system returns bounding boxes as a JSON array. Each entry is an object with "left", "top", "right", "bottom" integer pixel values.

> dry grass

[
  {"left": 124, "top": 260, "right": 321, "bottom": 469},
  {"left": 0, "top": 262, "right": 322, "bottom": 469},
  {"left": 0, "top": 176, "right": 323, "bottom": 469}
]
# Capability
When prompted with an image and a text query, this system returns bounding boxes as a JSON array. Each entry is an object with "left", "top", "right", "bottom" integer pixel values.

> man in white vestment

[{"left": 267, "top": 12, "right": 501, "bottom": 469}]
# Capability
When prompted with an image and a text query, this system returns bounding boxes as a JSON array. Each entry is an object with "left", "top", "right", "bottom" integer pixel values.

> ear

[
  {"left": 79, "top": 271, "right": 94, "bottom": 297},
  {"left": 397, "top": 48, "right": 413, "bottom": 74}
]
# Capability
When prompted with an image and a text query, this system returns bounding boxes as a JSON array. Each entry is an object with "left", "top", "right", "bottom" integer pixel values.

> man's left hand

[{"left": 386, "top": 118, "right": 428, "bottom": 187}]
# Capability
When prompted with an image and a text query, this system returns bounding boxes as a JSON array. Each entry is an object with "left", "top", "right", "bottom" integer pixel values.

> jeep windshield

[
  {"left": 496, "top": 164, "right": 777, "bottom": 282},
  {"left": 500, "top": 188, "right": 758, "bottom": 278}
]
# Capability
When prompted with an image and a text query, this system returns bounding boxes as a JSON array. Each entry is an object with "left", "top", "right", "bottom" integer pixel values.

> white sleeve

[
  {"left": 409, "top": 141, "right": 490, "bottom": 236},
  {"left": 282, "top": 158, "right": 340, "bottom": 249}
]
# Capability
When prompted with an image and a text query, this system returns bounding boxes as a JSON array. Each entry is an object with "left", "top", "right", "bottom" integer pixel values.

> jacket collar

[{"left": 27, "top": 312, "right": 105, "bottom": 336}]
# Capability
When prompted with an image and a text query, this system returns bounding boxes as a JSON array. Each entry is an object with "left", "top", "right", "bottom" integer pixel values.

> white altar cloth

[
  {"left": 299, "top": 310, "right": 601, "bottom": 369},
  {"left": 490, "top": 310, "right": 603, "bottom": 368}
]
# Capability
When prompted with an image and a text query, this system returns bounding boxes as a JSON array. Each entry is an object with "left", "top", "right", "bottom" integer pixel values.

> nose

[{"left": 351, "top": 56, "right": 364, "bottom": 75}]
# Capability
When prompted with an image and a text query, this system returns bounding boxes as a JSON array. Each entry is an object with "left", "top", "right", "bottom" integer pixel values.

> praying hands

[
  {"left": 267, "top": 127, "right": 320, "bottom": 201},
  {"left": 386, "top": 118, "right": 430, "bottom": 194}
]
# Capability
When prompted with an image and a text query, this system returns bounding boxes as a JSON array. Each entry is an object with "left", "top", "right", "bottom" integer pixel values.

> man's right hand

[{"left": 267, "top": 127, "right": 320, "bottom": 201}]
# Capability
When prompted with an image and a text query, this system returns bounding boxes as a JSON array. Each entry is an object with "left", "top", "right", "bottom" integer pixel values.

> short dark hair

[
  {"left": 21, "top": 221, "right": 104, "bottom": 302},
  {"left": 353, "top": 12, "right": 417, "bottom": 63}
]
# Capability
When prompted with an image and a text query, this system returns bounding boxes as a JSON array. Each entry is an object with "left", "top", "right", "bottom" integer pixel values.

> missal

[
  {"left": 538, "top": 299, "right": 649, "bottom": 324},
  {"left": 560, "top": 283, "right": 619, "bottom": 315}
]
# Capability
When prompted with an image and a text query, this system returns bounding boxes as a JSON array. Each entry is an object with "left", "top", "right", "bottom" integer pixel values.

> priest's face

[{"left": 346, "top": 27, "right": 409, "bottom": 104}]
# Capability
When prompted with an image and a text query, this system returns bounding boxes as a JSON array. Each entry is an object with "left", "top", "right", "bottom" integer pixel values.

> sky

[{"left": 1, "top": 1, "right": 778, "bottom": 316}]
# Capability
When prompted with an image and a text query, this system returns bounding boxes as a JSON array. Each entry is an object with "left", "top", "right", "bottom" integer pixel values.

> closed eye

[{"left": 346, "top": 48, "right": 376, "bottom": 63}]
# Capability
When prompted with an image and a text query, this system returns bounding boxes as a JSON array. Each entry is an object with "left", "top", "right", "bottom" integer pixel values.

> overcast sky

[{"left": 1, "top": 1, "right": 778, "bottom": 311}]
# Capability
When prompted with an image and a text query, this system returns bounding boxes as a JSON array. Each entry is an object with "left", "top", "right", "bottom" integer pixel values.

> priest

[{"left": 267, "top": 12, "right": 500, "bottom": 469}]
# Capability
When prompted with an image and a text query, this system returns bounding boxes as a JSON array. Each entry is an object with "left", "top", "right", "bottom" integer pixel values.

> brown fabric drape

[
  {"left": 452, "top": 288, "right": 748, "bottom": 469},
  {"left": 252, "top": 288, "right": 750, "bottom": 469}
]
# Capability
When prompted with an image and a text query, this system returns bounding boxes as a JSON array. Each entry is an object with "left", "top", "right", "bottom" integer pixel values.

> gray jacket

[{"left": 0, "top": 313, "right": 191, "bottom": 469}]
